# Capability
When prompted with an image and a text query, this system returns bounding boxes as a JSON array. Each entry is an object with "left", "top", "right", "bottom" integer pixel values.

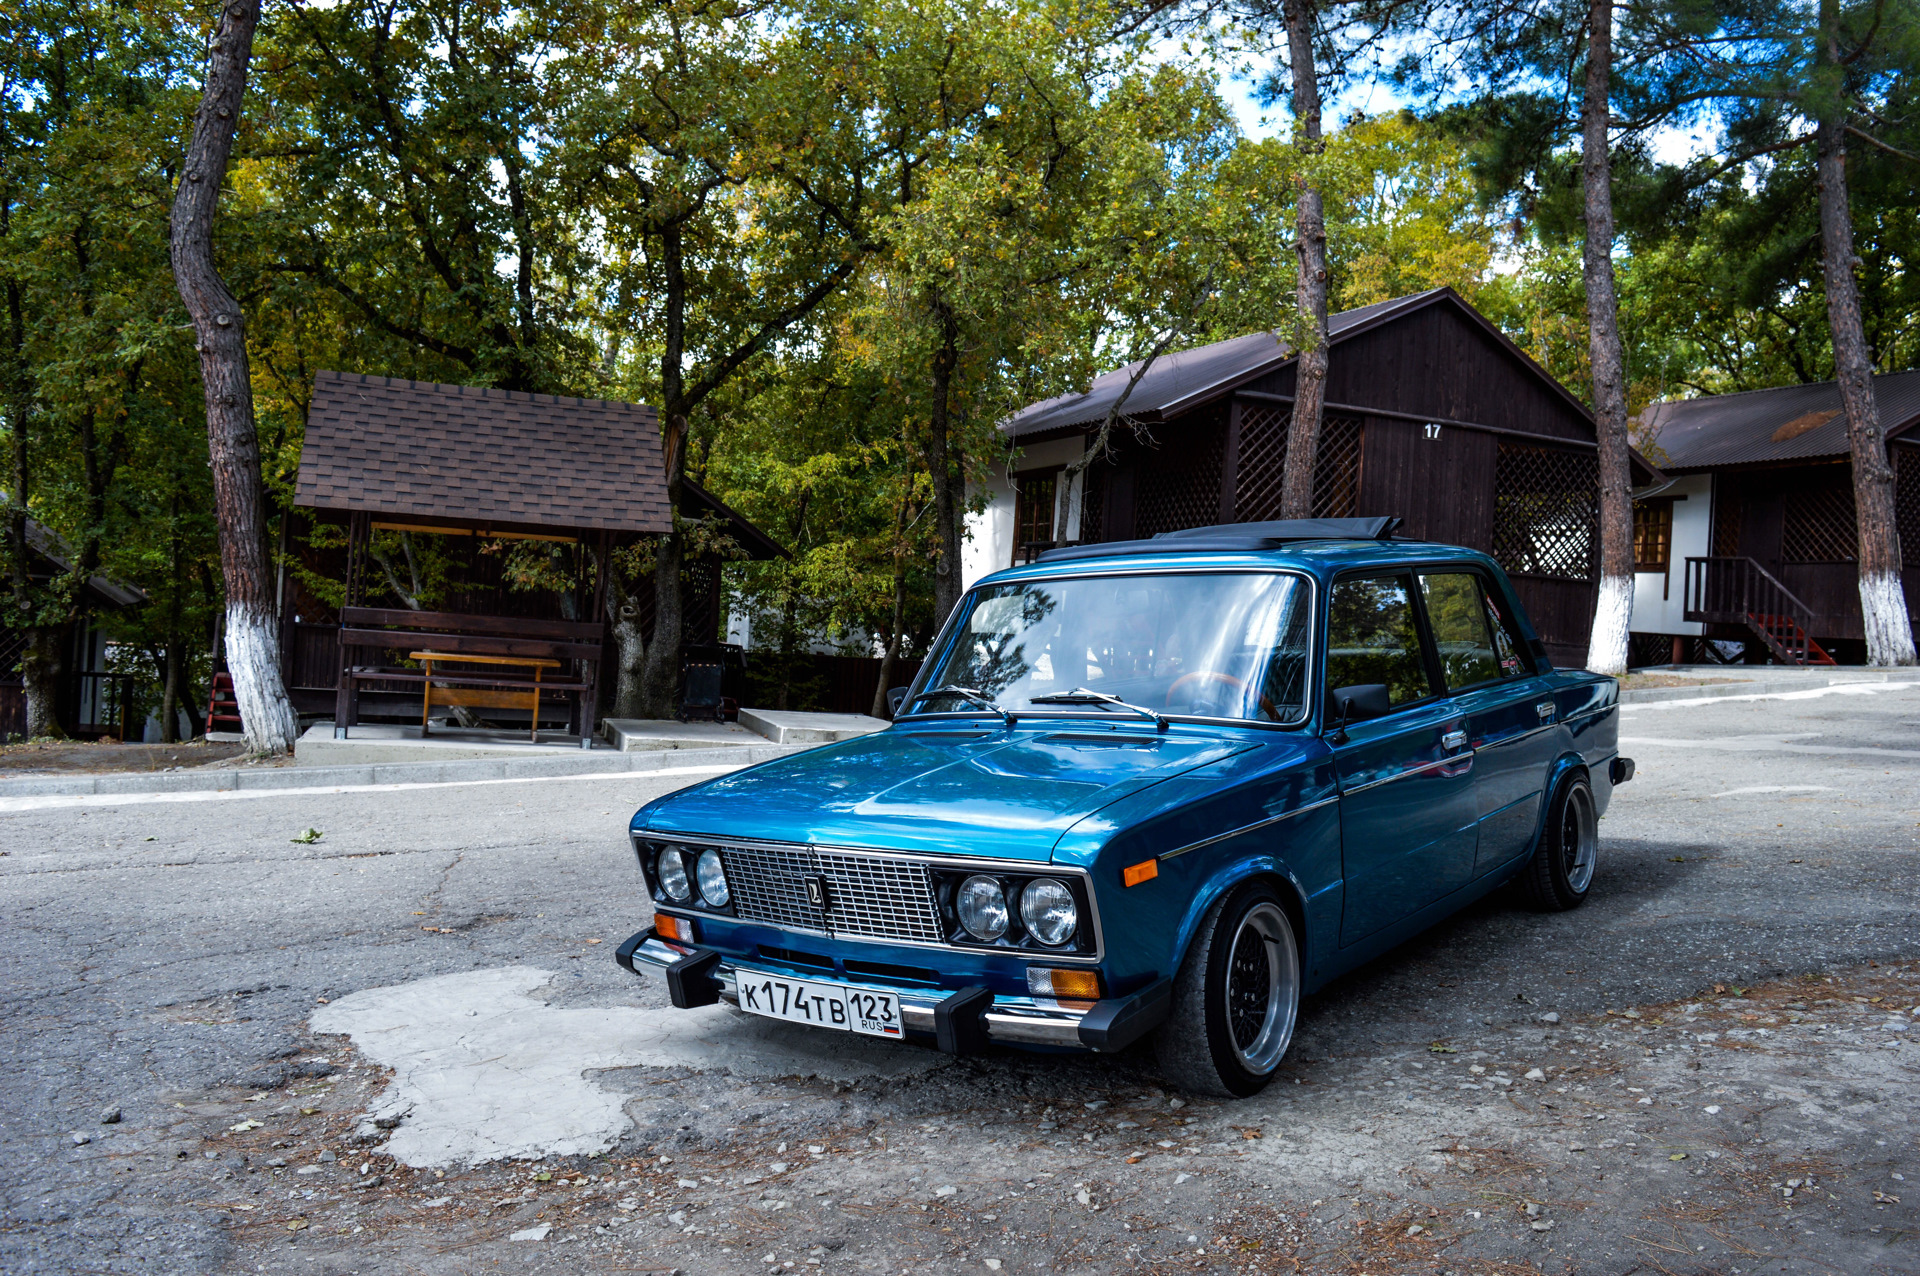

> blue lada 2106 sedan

[{"left": 615, "top": 516, "right": 1632, "bottom": 1097}]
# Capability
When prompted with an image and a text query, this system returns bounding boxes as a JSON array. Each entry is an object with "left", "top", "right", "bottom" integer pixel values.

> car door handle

[
  {"left": 1536, "top": 701, "right": 1555, "bottom": 721},
  {"left": 1442, "top": 729, "right": 1468, "bottom": 752}
]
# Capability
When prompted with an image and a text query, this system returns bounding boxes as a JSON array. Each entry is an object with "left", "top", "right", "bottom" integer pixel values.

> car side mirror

[
  {"left": 886, "top": 686, "right": 910, "bottom": 719},
  {"left": 1326, "top": 683, "right": 1391, "bottom": 741}
]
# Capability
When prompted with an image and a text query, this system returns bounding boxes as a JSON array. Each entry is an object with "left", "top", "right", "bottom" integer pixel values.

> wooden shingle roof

[{"left": 294, "top": 372, "right": 674, "bottom": 535}]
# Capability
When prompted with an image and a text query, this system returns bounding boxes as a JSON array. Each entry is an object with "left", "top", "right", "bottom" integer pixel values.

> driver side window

[{"left": 1326, "top": 573, "right": 1436, "bottom": 708}]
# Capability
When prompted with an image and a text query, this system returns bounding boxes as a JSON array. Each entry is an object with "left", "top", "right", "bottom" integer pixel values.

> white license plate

[{"left": 735, "top": 973, "right": 903, "bottom": 1038}]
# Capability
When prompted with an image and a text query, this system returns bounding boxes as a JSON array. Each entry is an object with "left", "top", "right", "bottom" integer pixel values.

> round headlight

[
  {"left": 655, "top": 846, "right": 692, "bottom": 902},
  {"left": 694, "top": 848, "right": 730, "bottom": 907},
  {"left": 1020, "top": 878, "right": 1078, "bottom": 946},
  {"left": 956, "top": 875, "right": 1009, "bottom": 941}
]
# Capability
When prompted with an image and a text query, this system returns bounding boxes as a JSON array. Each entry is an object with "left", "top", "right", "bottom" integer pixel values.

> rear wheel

[
  {"left": 1520, "top": 774, "right": 1598, "bottom": 911},
  {"left": 1154, "top": 885, "right": 1300, "bottom": 1098}
]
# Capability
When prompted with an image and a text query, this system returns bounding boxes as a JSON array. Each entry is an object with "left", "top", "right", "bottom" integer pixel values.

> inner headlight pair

[
  {"left": 655, "top": 845, "right": 730, "bottom": 908},
  {"left": 956, "top": 875, "right": 1077, "bottom": 947}
]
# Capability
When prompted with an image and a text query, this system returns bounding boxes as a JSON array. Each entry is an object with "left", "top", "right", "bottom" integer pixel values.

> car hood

[{"left": 637, "top": 725, "right": 1260, "bottom": 862}]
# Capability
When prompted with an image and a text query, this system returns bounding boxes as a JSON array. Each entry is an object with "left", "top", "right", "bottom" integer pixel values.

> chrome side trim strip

[
  {"left": 1340, "top": 751, "right": 1474, "bottom": 796},
  {"left": 1158, "top": 794, "right": 1339, "bottom": 862}
]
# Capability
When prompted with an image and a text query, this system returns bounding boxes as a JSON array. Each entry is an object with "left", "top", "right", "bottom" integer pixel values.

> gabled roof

[
  {"left": 1638, "top": 370, "right": 1920, "bottom": 471},
  {"left": 1, "top": 499, "right": 147, "bottom": 608},
  {"left": 1001, "top": 288, "right": 1590, "bottom": 439},
  {"left": 295, "top": 372, "right": 674, "bottom": 535}
]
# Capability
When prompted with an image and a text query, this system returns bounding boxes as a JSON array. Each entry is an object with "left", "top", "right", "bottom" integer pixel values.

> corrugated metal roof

[
  {"left": 1639, "top": 370, "right": 1920, "bottom": 471},
  {"left": 1001, "top": 290, "right": 1449, "bottom": 439}
]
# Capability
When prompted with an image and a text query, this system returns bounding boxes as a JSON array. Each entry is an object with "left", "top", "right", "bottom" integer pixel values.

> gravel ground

[{"left": 3, "top": 682, "right": 1918, "bottom": 1275}]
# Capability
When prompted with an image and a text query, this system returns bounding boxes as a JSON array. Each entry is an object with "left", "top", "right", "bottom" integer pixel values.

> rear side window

[
  {"left": 1326, "top": 574, "right": 1436, "bottom": 708},
  {"left": 1420, "top": 570, "right": 1531, "bottom": 688}
]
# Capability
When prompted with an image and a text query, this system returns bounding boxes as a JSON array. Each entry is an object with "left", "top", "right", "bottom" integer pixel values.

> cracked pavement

[{"left": 2, "top": 682, "right": 1918, "bottom": 1274}]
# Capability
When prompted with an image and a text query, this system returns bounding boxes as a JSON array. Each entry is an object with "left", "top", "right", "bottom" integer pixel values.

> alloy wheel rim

[
  {"left": 1222, "top": 902, "right": 1299, "bottom": 1074},
  {"left": 1562, "top": 784, "right": 1598, "bottom": 893}
]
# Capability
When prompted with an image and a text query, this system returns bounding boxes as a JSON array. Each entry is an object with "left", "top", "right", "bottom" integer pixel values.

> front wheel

[
  {"left": 1520, "top": 773, "right": 1598, "bottom": 911},
  {"left": 1154, "top": 885, "right": 1300, "bottom": 1098}
]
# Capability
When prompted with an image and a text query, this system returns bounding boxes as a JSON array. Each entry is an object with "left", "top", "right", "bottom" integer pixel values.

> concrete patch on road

[{"left": 310, "top": 966, "right": 944, "bottom": 1168}]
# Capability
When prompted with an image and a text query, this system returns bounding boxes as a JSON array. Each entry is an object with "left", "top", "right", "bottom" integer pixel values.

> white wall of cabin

[
  {"left": 1628, "top": 472, "right": 1713, "bottom": 638},
  {"left": 962, "top": 436, "right": 1086, "bottom": 592}
]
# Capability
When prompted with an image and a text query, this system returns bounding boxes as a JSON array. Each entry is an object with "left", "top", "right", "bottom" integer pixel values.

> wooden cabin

[
  {"left": 1628, "top": 370, "right": 1920, "bottom": 665},
  {"left": 0, "top": 516, "right": 146, "bottom": 739},
  {"left": 973, "top": 288, "right": 1657, "bottom": 666}
]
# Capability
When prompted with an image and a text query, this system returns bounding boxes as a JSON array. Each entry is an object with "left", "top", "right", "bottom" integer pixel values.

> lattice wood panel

[
  {"left": 1234, "top": 405, "right": 1292, "bottom": 522},
  {"left": 1492, "top": 442, "right": 1597, "bottom": 580},
  {"left": 1312, "top": 415, "right": 1364, "bottom": 519},
  {"left": 1781, "top": 478, "right": 1857, "bottom": 563},
  {"left": 1134, "top": 415, "right": 1226, "bottom": 538},
  {"left": 1078, "top": 454, "right": 1107, "bottom": 544},
  {"left": 1896, "top": 448, "right": 1920, "bottom": 568}
]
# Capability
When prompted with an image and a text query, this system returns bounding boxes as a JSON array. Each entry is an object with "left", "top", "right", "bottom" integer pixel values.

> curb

[
  {"left": 1618, "top": 671, "right": 1898, "bottom": 705},
  {"left": 0, "top": 743, "right": 808, "bottom": 799}
]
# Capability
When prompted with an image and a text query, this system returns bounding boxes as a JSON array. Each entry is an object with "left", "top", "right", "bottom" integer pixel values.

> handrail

[{"left": 1682, "top": 556, "right": 1823, "bottom": 664}]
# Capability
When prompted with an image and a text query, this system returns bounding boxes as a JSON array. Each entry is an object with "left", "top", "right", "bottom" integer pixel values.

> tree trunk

[
  {"left": 161, "top": 639, "right": 182, "bottom": 744},
  {"left": 20, "top": 624, "right": 66, "bottom": 738},
  {"left": 169, "top": 0, "right": 298, "bottom": 753},
  {"left": 871, "top": 530, "right": 909, "bottom": 719},
  {"left": 605, "top": 564, "right": 649, "bottom": 718},
  {"left": 1814, "top": 16, "right": 1914, "bottom": 665},
  {"left": 1277, "top": 0, "right": 1329, "bottom": 521},
  {"left": 927, "top": 300, "right": 964, "bottom": 625},
  {"left": 1581, "top": 0, "right": 1635, "bottom": 676}
]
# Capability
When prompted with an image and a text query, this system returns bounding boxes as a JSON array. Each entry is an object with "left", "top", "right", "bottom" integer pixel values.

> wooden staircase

[{"left": 1682, "top": 557, "right": 1836, "bottom": 666}]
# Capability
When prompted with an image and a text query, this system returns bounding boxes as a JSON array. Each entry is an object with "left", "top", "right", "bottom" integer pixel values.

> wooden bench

[{"left": 334, "top": 608, "right": 605, "bottom": 747}]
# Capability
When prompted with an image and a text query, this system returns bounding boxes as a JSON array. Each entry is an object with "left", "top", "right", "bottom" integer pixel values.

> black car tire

[
  {"left": 1519, "top": 773, "right": 1598, "bottom": 912},
  {"left": 1154, "top": 884, "right": 1300, "bottom": 1098}
]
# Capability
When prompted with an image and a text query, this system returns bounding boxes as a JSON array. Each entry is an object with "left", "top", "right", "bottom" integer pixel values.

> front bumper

[{"left": 615, "top": 928, "right": 1168, "bottom": 1055}]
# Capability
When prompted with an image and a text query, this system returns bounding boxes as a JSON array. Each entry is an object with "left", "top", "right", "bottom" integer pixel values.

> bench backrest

[{"left": 339, "top": 607, "right": 605, "bottom": 663}]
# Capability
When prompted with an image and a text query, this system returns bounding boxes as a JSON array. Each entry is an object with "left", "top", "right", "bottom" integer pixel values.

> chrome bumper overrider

[{"left": 614, "top": 929, "right": 1168, "bottom": 1054}]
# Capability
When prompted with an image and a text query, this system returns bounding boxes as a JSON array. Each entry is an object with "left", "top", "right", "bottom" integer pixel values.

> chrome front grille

[{"left": 711, "top": 842, "right": 944, "bottom": 945}]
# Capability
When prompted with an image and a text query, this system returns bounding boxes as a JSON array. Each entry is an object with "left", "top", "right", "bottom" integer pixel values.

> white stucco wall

[
  {"left": 1629, "top": 472, "right": 1713, "bottom": 637},
  {"left": 962, "top": 436, "right": 1087, "bottom": 591}
]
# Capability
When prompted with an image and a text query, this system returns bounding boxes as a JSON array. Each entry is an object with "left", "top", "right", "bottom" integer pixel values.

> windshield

[{"left": 912, "top": 572, "right": 1313, "bottom": 725}]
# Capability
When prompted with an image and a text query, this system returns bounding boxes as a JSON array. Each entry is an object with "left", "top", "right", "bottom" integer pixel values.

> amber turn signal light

[
  {"left": 1028, "top": 967, "right": 1101, "bottom": 1000},
  {"left": 655, "top": 914, "right": 694, "bottom": 944},
  {"left": 1122, "top": 859, "right": 1159, "bottom": 887}
]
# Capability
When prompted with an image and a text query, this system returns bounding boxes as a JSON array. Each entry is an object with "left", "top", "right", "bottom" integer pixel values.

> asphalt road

[{"left": 3, "top": 681, "right": 1918, "bottom": 1275}]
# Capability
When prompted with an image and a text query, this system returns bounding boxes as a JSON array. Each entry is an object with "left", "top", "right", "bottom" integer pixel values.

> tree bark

[
  {"left": 1581, "top": 0, "right": 1635, "bottom": 676},
  {"left": 871, "top": 500, "right": 911, "bottom": 719},
  {"left": 604, "top": 563, "right": 649, "bottom": 719},
  {"left": 1278, "top": 0, "right": 1330, "bottom": 521},
  {"left": 927, "top": 298, "right": 964, "bottom": 625},
  {"left": 1814, "top": 7, "right": 1914, "bottom": 665},
  {"left": 169, "top": 0, "right": 298, "bottom": 752}
]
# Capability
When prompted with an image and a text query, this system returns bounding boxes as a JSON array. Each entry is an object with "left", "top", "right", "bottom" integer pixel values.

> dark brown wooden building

[
  {"left": 288, "top": 373, "right": 782, "bottom": 724},
  {"left": 1629, "top": 369, "right": 1920, "bottom": 665},
  {"left": 985, "top": 288, "right": 1658, "bottom": 666},
  {"left": 0, "top": 516, "right": 146, "bottom": 739}
]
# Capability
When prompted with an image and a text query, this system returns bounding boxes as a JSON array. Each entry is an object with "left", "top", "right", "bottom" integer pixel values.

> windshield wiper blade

[
  {"left": 906, "top": 684, "right": 1014, "bottom": 726},
  {"left": 1027, "top": 687, "right": 1168, "bottom": 732}
]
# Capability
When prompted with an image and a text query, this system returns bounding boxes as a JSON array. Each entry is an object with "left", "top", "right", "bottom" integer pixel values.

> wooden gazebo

[{"left": 290, "top": 372, "right": 780, "bottom": 740}]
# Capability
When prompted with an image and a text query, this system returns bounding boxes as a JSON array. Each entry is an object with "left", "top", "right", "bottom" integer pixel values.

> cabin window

[
  {"left": 1633, "top": 500, "right": 1673, "bottom": 571},
  {"left": 1012, "top": 470, "right": 1059, "bottom": 564},
  {"left": 1781, "top": 478, "right": 1857, "bottom": 563},
  {"left": 1491, "top": 442, "right": 1598, "bottom": 580}
]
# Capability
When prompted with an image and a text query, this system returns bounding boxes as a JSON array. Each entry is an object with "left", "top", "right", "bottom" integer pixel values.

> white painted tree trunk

[
  {"left": 1860, "top": 572, "right": 1918, "bottom": 667},
  {"left": 224, "top": 603, "right": 297, "bottom": 753},
  {"left": 1585, "top": 573, "right": 1634, "bottom": 675}
]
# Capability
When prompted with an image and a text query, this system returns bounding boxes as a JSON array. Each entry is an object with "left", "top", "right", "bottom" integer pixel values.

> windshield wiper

[
  {"left": 1027, "top": 687, "right": 1169, "bottom": 732},
  {"left": 906, "top": 684, "right": 1014, "bottom": 726}
]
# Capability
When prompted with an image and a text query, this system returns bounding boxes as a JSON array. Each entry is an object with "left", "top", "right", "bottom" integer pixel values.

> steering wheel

[{"left": 1166, "top": 671, "right": 1279, "bottom": 721}]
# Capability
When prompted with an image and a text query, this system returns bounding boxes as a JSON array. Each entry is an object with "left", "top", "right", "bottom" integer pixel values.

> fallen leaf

[
  {"left": 286, "top": 1219, "right": 308, "bottom": 1231},
  {"left": 290, "top": 828, "right": 323, "bottom": 845},
  {"left": 585, "top": 938, "right": 603, "bottom": 945},
  {"left": 228, "top": 1119, "right": 263, "bottom": 1133},
  {"left": 1669, "top": 1153, "right": 1689, "bottom": 1162},
  {"left": 1428, "top": 1042, "right": 1457, "bottom": 1054}
]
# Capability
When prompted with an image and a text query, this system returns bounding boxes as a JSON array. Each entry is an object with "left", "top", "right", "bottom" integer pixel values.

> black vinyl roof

[
  {"left": 1639, "top": 369, "right": 1920, "bottom": 471},
  {"left": 1035, "top": 517, "right": 1403, "bottom": 562}
]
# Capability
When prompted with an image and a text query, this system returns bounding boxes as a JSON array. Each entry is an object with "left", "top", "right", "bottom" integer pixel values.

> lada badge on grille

[{"left": 804, "top": 875, "right": 831, "bottom": 910}]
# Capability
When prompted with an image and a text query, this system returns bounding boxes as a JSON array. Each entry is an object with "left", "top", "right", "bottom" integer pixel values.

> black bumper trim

[
  {"left": 614, "top": 927, "right": 656, "bottom": 976},
  {"left": 666, "top": 949, "right": 724, "bottom": 1009},
  {"left": 1077, "top": 977, "right": 1172, "bottom": 1052},
  {"left": 935, "top": 986, "right": 993, "bottom": 1055}
]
